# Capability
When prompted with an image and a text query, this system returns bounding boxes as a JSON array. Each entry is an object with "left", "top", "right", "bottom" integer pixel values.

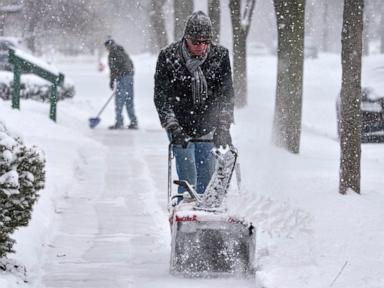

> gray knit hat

[
  {"left": 104, "top": 36, "right": 115, "bottom": 48},
  {"left": 184, "top": 11, "right": 212, "bottom": 41}
]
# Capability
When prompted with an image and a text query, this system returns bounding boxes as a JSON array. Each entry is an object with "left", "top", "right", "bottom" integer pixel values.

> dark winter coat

[
  {"left": 108, "top": 44, "right": 134, "bottom": 82},
  {"left": 154, "top": 40, "right": 234, "bottom": 138}
]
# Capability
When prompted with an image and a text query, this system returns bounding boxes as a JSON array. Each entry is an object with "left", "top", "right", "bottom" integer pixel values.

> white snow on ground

[{"left": 0, "top": 52, "right": 384, "bottom": 288}]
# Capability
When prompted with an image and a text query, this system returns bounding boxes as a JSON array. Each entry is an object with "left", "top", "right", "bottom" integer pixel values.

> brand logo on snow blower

[
  {"left": 175, "top": 215, "right": 197, "bottom": 222},
  {"left": 227, "top": 217, "right": 240, "bottom": 224}
]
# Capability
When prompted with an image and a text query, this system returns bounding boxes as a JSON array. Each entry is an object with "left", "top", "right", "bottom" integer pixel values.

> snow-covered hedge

[
  {"left": 0, "top": 71, "right": 75, "bottom": 102},
  {"left": 0, "top": 122, "right": 45, "bottom": 257}
]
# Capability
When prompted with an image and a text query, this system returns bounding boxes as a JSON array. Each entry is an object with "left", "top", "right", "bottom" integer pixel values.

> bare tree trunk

[
  {"left": 0, "top": 14, "right": 5, "bottom": 36},
  {"left": 208, "top": 0, "right": 221, "bottom": 44},
  {"left": 305, "top": 1, "right": 314, "bottom": 36},
  {"left": 339, "top": 0, "right": 364, "bottom": 194},
  {"left": 322, "top": 1, "right": 329, "bottom": 52},
  {"left": 272, "top": 0, "right": 305, "bottom": 154},
  {"left": 174, "top": 0, "right": 193, "bottom": 41},
  {"left": 229, "top": 0, "right": 256, "bottom": 108},
  {"left": 381, "top": 26, "right": 384, "bottom": 54},
  {"left": 380, "top": 9, "right": 384, "bottom": 54},
  {"left": 0, "top": 5, "right": 23, "bottom": 36},
  {"left": 362, "top": 5, "right": 369, "bottom": 56},
  {"left": 23, "top": 0, "right": 44, "bottom": 53},
  {"left": 150, "top": 0, "right": 168, "bottom": 53}
]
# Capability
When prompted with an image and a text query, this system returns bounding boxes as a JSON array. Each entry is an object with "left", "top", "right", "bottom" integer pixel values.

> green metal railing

[{"left": 8, "top": 48, "right": 65, "bottom": 122}]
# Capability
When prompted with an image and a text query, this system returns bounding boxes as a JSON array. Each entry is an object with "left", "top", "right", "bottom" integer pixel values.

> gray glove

[
  {"left": 167, "top": 124, "right": 189, "bottom": 148},
  {"left": 213, "top": 125, "right": 232, "bottom": 148}
]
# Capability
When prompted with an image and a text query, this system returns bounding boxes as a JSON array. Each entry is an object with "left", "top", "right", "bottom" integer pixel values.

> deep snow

[{"left": 0, "top": 51, "right": 384, "bottom": 288}]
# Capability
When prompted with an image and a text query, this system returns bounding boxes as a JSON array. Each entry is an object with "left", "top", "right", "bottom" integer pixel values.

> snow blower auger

[{"left": 168, "top": 140, "right": 256, "bottom": 278}]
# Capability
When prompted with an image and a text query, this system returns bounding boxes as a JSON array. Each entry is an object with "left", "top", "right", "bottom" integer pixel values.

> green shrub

[{"left": 0, "top": 123, "right": 45, "bottom": 257}]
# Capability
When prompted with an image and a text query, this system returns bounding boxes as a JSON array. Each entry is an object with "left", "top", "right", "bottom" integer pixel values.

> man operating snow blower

[
  {"left": 154, "top": 11, "right": 255, "bottom": 277},
  {"left": 154, "top": 10, "right": 234, "bottom": 194}
]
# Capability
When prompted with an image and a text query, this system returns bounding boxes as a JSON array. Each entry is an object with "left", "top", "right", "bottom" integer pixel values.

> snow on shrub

[{"left": 0, "top": 122, "right": 45, "bottom": 257}]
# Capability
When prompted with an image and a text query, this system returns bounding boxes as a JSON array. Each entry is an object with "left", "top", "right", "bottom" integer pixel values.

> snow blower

[
  {"left": 88, "top": 89, "right": 115, "bottom": 129},
  {"left": 168, "top": 140, "right": 256, "bottom": 278}
]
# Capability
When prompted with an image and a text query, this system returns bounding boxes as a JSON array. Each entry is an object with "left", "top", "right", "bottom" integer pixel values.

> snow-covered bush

[
  {"left": 0, "top": 123, "right": 45, "bottom": 257},
  {"left": 0, "top": 81, "right": 10, "bottom": 100}
]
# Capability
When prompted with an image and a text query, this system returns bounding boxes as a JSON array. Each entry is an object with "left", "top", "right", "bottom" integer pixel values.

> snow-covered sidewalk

[
  {"left": 40, "top": 130, "right": 167, "bottom": 287},
  {"left": 38, "top": 128, "right": 256, "bottom": 288}
]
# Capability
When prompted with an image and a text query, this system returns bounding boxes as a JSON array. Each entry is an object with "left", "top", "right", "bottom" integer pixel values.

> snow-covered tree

[
  {"left": 229, "top": 0, "right": 256, "bottom": 108},
  {"left": 339, "top": 0, "right": 364, "bottom": 194},
  {"left": 272, "top": 0, "right": 305, "bottom": 154},
  {"left": 0, "top": 123, "right": 45, "bottom": 257}
]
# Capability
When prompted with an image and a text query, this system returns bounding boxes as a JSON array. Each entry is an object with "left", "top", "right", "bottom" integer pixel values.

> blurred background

[{"left": 0, "top": 0, "right": 383, "bottom": 57}]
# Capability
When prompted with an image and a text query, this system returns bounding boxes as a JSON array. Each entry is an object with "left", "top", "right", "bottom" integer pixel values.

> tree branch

[{"left": 242, "top": 0, "right": 256, "bottom": 37}]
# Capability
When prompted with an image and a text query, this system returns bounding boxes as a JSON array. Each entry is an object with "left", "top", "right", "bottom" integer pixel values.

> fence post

[
  {"left": 11, "top": 62, "right": 21, "bottom": 109},
  {"left": 49, "top": 83, "right": 57, "bottom": 122}
]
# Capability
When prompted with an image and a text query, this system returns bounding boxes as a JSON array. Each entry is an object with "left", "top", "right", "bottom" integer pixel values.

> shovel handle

[{"left": 96, "top": 90, "right": 115, "bottom": 117}]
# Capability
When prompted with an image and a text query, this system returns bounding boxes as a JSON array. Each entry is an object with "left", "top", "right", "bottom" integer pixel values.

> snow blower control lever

[{"left": 172, "top": 180, "right": 202, "bottom": 203}]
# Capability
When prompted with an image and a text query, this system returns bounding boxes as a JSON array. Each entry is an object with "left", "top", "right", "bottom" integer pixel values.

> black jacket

[
  {"left": 108, "top": 44, "right": 134, "bottom": 82},
  {"left": 154, "top": 40, "right": 234, "bottom": 138}
]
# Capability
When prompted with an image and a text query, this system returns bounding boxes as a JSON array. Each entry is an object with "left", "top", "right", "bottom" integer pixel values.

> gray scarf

[{"left": 181, "top": 40, "right": 210, "bottom": 106}]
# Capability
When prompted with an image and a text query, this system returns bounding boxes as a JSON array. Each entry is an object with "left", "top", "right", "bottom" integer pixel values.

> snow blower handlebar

[{"left": 167, "top": 142, "right": 173, "bottom": 207}]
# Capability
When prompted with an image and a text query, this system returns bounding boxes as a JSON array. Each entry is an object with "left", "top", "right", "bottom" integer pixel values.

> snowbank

[{"left": 0, "top": 99, "right": 106, "bottom": 285}]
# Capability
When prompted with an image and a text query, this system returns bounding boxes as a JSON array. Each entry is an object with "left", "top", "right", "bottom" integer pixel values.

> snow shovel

[
  {"left": 88, "top": 90, "right": 115, "bottom": 129},
  {"left": 168, "top": 140, "right": 256, "bottom": 278}
]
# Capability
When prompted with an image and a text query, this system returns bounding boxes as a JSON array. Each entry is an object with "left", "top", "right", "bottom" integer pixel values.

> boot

[
  {"left": 127, "top": 123, "right": 138, "bottom": 130},
  {"left": 108, "top": 123, "right": 124, "bottom": 130}
]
